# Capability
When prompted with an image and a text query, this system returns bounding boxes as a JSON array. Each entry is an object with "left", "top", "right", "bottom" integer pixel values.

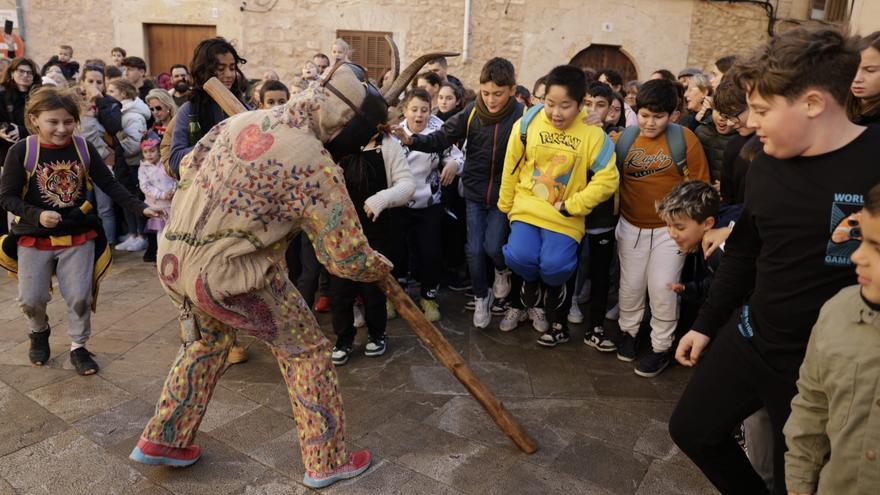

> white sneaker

[
  {"left": 492, "top": 269, "right": 511, "bottom": 299},
  {"left": 568, "top": 297, "right": 584, "bottom": 324},
  {"left": 528, "top": 307, "right": 549, "bottom": 333},
  {"left": 605, "top": 304, "right": 620, "bottom": 321},
  {"left": 115, "top": 236, "right": 135, "bottom": 251},
  {"left": 353, "top": 305, "right": 365, "bottom": 328},
  {"left": 473, "top": 295, "right": 493, "bottom": 329},
  {"left": 127, "top": 236, "right": 148, "bottom": 252},
  {"left": 499, "top": 307, "right": 527, "bottom": 332}
]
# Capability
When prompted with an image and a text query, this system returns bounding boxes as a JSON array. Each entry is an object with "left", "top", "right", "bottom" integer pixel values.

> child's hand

[
  {"left": 143, "top": 207, "right": 166, "bottom": 218},
  {"left": 703, "top": 226, "right": 732, "bottom": 258},
  {"left": 582, "top": 111, "right": 603, "bottom": 126},
  {"left": 675, "top": 330, "right": 711, "bottom": 367},
  {"left": 389, "top": 126, "right": 412, "bottom": 145},
  {"left": 440, "top": 161, "right": 457, "bottom": 186},
  {"left": 39, "top": 210, "right": 62, "bottom": 228},
  {"left": 553, "top": 201, "right": 563, "bottom": 211},
  {"left": 666, "top": 283, "right": 685, "bottom": 293},
  {"left": 364, "top": 203, "right": 377, "bottom": 221}
]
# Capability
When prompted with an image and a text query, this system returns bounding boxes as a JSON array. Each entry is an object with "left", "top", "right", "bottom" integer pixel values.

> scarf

[{"left": 474, "top": 93, "right": 516, "bottom": 125}]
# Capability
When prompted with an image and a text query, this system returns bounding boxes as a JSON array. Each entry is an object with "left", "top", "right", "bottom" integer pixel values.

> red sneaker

[
  {"left": 302, "top": 449, "right": 372, "bottom": 488},
  {"left": 129, "top": 437, "right": 201, "bottom": 467},
  {"left": 314, "top": 296, "right": 332, "bottom": 313}
]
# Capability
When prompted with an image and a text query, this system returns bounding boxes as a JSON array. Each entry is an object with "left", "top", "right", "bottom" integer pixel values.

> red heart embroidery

[{"left": 234, "top": 123, "right": 275, "bottom": 161}]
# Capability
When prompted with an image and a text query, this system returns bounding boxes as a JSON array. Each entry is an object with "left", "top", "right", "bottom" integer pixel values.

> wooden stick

[{"left": 202, "top": 77, "right": 538, "bottom": 454}]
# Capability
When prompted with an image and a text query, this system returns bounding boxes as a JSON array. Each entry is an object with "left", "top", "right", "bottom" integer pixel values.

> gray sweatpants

[{"left": 18, "top": 241, "right": 95, "bottom": 345}]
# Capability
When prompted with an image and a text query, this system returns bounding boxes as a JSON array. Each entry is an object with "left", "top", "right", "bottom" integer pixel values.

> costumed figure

[{"left": 130, "top": 51, "right": 443, "bottom": 489}]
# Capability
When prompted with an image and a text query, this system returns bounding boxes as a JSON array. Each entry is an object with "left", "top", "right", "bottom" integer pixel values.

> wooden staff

[{"left": 203, "top": 77, "right": 538, "bottom": 455}]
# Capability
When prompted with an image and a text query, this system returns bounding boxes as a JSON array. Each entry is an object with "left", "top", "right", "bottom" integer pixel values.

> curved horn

[
  {"left": 382, "top": 51, "right": 460, "bottom": 106},
  {"left": 384, "top": 35, "right": 400, "bottom": 87}
]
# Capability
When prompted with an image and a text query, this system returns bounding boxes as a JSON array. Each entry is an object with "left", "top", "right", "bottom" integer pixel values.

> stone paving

[{"left": 0, "top": 252, "right": 719, "bottom": 494}]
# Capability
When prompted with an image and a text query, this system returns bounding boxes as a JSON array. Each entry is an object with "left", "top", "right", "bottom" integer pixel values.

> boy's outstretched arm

[
  {"left": 783, "top": 328, "right": 830, "bottom": 495},
  {"left": 396, "top": 103, "right": 471, "bottom": 153}
]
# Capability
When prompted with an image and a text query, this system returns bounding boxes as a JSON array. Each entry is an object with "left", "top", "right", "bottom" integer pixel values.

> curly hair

[
  {"left": 734, "top": 27, "right": 859, "bottom": 105},
  {"left": 656, "top": 180, "right": 721, "bottom": 224}
]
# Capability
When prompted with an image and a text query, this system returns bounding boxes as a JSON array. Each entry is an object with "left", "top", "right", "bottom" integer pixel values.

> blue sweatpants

[{"left": 502, "top": 221, "right": 578, "bottom": 287}]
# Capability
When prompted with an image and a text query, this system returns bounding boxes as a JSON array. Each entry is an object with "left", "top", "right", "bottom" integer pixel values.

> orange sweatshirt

[{"left": 618, "top": 126, "right": 709, "bottom": 228}]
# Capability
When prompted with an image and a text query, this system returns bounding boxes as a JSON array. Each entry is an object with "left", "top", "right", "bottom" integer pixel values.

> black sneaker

[
  {"left": 616, "top": 333, "right": 637, "bottom": 362},
  {"left": 537, "top": 323, "right": 570, "bottom": 347},
  {"left": 70, "top": 347, "right": 99, "bottom": 375},
  {"left": 490, "top": 298, "right": 509, "bottom": 316},
  {"left": 634, "top": 350, "right": 671, "bottom": 378},
  {"left": 28, "top": 327, "right": 51, "bottom": 365},
  {"left": 364, "top": 337, "right": 386, "bottom": 357},
  {"left": 331, "top": 345, "right": 353, "bottom": 366},
  {"left": 465, "top": 299, "right": 477, "bottom": 311},
  {"left": 584, "top": 326, "right": 617, "bottom": 353}
]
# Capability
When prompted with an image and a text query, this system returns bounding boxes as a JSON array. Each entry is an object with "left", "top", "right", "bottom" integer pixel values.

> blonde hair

[
  {"left": 108, "top": 78, "right": 138, "bottom": 100},
  {"left": 144, "top": 88, "right": 178, "bottom": 119},
  {"left": 332, "top": 38, "right": 351, "bottom": 56}
]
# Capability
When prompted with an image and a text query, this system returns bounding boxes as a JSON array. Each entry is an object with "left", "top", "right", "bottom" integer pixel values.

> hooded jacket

[{"left": 117, "top": 97, "right": 151, "bottom": 166}]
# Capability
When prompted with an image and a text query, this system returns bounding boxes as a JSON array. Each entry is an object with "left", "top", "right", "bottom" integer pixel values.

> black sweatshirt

[
  {"left": 693, "top": 125, "right": 880, "bottom": 372},
  {"left": 0, "top": 139, "right": 147, "bottom": 237}
]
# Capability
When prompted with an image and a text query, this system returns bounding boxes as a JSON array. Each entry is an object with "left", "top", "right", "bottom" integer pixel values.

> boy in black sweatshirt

[
  {"left": 668, "top": 28, "right": 880, "bottom": 495},
  {"left": 393, "top": 58, "right": 524, "bottom": 329}
]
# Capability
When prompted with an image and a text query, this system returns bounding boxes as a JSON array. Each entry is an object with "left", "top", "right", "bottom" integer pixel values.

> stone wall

[{"left": 10, "top": 0, "right": 880, "bottom": 94}]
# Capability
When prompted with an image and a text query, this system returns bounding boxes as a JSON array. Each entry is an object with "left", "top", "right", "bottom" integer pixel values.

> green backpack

[{"left": 614, "top": 123, "right": 688, "bottom": 177}]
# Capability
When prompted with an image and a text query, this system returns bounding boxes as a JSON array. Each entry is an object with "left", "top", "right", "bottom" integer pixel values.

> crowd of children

[{"left": 0, "top": 25, "right": 879, "bottom": 492}]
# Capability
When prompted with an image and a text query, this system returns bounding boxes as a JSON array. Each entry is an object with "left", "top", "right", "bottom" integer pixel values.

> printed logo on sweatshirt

[
  {"left": 623, "top": 147, "right": 673, "bottom": 179},
  {"left": 532, "top": 145, "right": 575, "bottom": 204},
  {"left": 825, "top": 193, "right": 864, "bottom": 266},
  {"left": 36, "top": 161, "right": 85, "bottom": 208},
  {"left": 538, "top": 131, "right": 581, "bottom": 150}
]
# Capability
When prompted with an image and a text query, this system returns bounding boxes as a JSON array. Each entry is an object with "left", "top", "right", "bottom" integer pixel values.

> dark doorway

[{"left": 569, "top": 44, "right": 638, "bottom": 83}]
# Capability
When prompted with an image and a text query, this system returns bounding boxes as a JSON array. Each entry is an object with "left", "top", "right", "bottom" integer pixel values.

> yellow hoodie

[{"left": 498, "top": 107, "right": 619, "bottom": 242}]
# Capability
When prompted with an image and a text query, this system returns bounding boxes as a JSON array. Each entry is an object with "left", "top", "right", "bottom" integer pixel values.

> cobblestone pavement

[{"left": 0, "top": 252, "right": 719, "bottom": 494}]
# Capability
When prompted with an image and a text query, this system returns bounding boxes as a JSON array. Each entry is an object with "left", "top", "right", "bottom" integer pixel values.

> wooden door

[
  {"left": 144, "top": 23, "right": 217, "bottom": 76},
  {"left": 569, "top": 44, "right": 638, "bottom": 83},
  {"left": 336, "top": 30, "right": 393, "bottom": 84}
]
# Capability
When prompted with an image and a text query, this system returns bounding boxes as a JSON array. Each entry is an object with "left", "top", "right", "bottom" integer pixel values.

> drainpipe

[
  {"left": 462, "top": 0, "right": 471, "bottom": 63},
  {"left": 15, "top": 0, "right": 24, "bottom": 41}
]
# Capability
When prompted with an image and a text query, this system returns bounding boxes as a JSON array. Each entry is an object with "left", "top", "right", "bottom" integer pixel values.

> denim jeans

[
  {"left": 465, "top": 200, "right": 509, "bottom": 298},
  {"left": 92, "top": 185, "right": 116, "bottom": 243}
]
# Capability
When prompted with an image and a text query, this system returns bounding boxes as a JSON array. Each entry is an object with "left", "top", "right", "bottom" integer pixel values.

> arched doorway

[{"left": 569, "top": 44, "right": 639, "bottom": 83}]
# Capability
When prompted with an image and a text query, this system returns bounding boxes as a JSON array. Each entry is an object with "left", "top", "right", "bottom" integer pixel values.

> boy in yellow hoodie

[{"left": 498, "top": 65, "right": 619, "bottom": 346}]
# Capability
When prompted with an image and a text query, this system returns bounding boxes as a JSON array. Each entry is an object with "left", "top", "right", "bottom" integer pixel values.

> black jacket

[
  {"left": 0, "top": 86, "right": 30, "bottom": 161},
  {"left": 42, "top": 57, "right": 80, "bottom": 81},
  {"left": 408, "top": 100, "right": 524, "bottom": 206}
]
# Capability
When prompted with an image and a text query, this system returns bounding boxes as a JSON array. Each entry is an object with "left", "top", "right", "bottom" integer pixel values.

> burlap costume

[{"left": 139, "top": 66, "right": 391, "bottom": 474}]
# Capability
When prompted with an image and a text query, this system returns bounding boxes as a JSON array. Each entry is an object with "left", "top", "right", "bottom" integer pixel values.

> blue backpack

[{"left": 614, "top": 123, "right": 689, "bottom": 177}]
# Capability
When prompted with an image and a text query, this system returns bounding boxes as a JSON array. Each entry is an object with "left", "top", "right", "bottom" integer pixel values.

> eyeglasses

[
  {"left": 14, "top": 69, "right": 33, "bottom": 76},
  {"left": 720, "top": 110, "right": 748, "bottom": 127},
  {"left": 149, "top": 106, "right": 165, "bottom": 112}
]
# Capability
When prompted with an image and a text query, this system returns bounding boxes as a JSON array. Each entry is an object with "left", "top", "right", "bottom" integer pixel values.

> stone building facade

[{"left": 5, "top": 0, "right": 878, "bottom": 90}]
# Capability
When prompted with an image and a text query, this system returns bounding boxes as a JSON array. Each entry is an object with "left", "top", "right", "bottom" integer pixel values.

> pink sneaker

[
  {"left": 302, "top": 449, "right": 372, "bottom": 488},
  {"left": 129, "top": 437, "right": 201, "bottom": 467}
]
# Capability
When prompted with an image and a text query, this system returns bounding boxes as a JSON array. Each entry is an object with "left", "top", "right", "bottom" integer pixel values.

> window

[
  {"left": 336, "top": 30, "right": 393, "bottom": 83},
  {"left": 810, "top": 0, "right": 853, "bottom": 22}
]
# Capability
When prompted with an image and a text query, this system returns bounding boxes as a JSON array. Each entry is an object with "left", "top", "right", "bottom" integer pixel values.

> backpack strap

[
  {"left": 614, "top": 125, "right": 641, "bottom": 171},
  {"left": 465, "top": 105, "right": 477, "bottom": 142},
  {"left": 72, "top": 135, "right": 93, "bottom": 191},
  {"left": 23, "top": 135, "right": 39, "bottom": 174},
  {"left": 509, "top": 103, "right": 544, "bottom": 175},
  {"left": 664, "top": 123, "right": 688, "bottom": 178}
]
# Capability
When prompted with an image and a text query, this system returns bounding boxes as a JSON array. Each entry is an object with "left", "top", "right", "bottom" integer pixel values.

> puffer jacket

[
  {"left": 408, "top": 100, "right": 523, "bottom": 206},
  {"left": 117, "top": 97, "right": 151, "bottom": 166}
]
